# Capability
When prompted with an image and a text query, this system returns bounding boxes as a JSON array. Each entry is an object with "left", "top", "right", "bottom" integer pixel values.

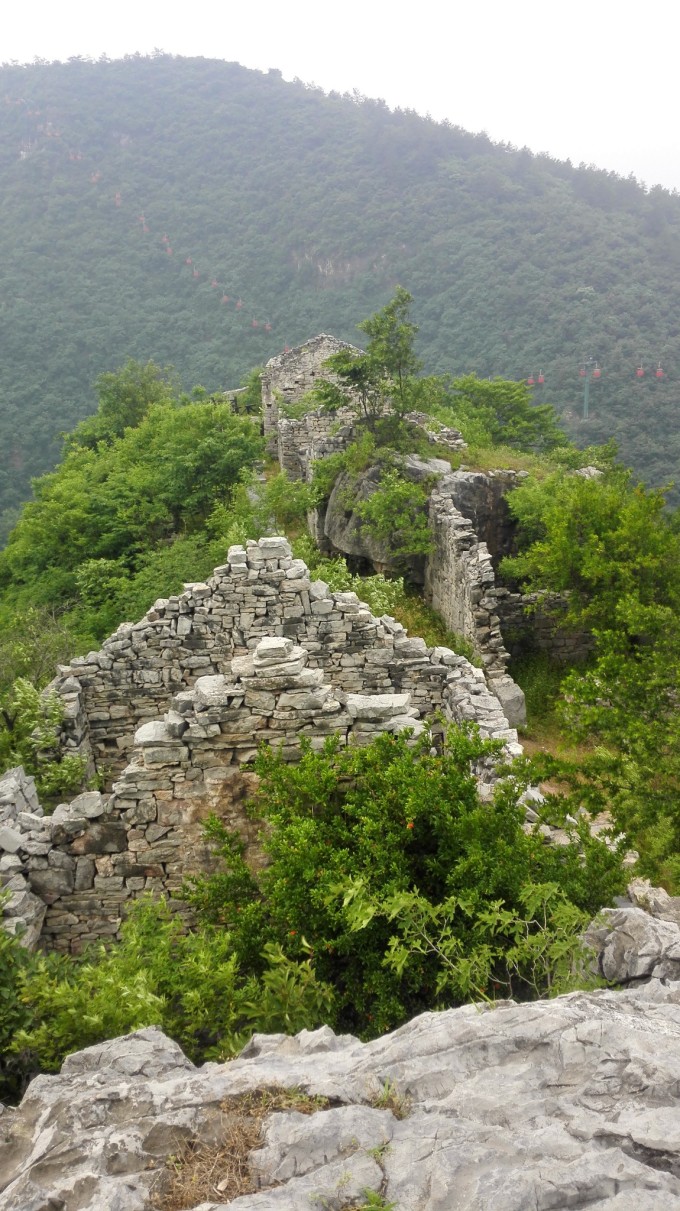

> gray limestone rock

[
  {"left": 253, "top": 636, "right": 294, "bottom": 661},
  {"left": 5, "top": 985, "right": 680, "bottom": 1209},
  {"left": 0, "top": 826, "right": 23, "bottom": 854},
  {"left": 0, "top": 767, "right": 40, "bottom": 814},
  {"left": 68, "top": 791, "right": 105, "bottom": 819},
  {"left": 346, "top": 692, "right": 411, "bottom": 720},
  {"left": 586, "top": 905, "right": 680, "bottom": 982},
  {"left": 488, "top": 674, "right": 526, "bottom": 728},
  {"left": 134, "top": 720, "right": 176, "bottom": 746},
  {"left": 194, "top": 675, "right": 238, "bottom": 709},
  {"left": 627, "top": 876, "right": 680, "bottom": 928}
]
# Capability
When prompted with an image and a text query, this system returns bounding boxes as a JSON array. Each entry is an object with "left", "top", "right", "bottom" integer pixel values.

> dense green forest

[{"left": 1, "top": 53, "right": 680, "bottom": 538}]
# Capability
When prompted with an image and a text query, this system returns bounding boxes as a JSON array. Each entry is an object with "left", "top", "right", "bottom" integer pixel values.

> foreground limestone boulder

[{"left": 3, "top": 978, "right": 680, "bottom": 1210}]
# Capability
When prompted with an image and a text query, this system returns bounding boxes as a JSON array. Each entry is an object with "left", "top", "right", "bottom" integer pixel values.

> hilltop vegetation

[
  {"left": 2, "top": 54, "right": 680, "bottom": 537},
  {"left": 2, "top": 290, "right": 680, "bottom": 1101}
]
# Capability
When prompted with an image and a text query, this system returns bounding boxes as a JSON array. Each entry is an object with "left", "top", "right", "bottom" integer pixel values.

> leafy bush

[
  {"left": 0, "top": 904, "right": 35, "bottom": 1101},
  {"left": 0, "top": 605, "right": 79, "bottom": 698},
  {"left": 445, "top": 375, "right": 564, "bottom": 453},
  {"left": 0, "top": 678, "right": 86, "bottom": 801},
  {"left": 500, "top": 468, "right": 680, "bottom": 629},
  {"left": 186, "top": 728, "right": 625, "bottom": 1037},
  {"left": 354, "top": 469, "right": 434, "bottom": 563},
  {"left": 10, "top": 897, "right": 333, "bottom": 1082},
  {"left": 340, "top": 879, "right": 601, "bottom": 1004}
]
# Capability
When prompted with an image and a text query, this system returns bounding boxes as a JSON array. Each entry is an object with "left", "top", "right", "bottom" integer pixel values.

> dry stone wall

[
  {"left": 261, "top": 334, "right": 361, "bottom": 454},
  {"left": 5, "top": 540, "right": 519, "bottom": 952},
  {"left": 50, "top": 537, "right": 517, "bottom": 789},
  {"left": 493, "top": 590, "right": 596, "bottom": 663}
]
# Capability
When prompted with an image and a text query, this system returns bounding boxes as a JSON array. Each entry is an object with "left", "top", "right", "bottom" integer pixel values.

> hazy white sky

[{"left": 4, "top": 0, "right": 679, "bottom": 191}]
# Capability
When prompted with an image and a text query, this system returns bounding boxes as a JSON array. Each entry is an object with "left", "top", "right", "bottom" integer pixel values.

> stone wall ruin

[
  {"left": 4, "top": 539, "right": 519, "bottom": 953},
  {"left": 0, "top": 336, "right": 595, "bottom": 953},
  {"left": 261, "top": 337, "right": 593, "bottom": 712}
]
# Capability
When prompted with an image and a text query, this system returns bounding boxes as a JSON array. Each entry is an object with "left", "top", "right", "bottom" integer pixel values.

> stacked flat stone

[
  {"left": 277, "top": 408, "right": 355, "bottom": 481},
  {"left": 494, "top": 588, "right": 595, "bottom": 663},
  {"left": 261, "top": 333, "right": 363, "bottom": 454},
  {"left": 49, "top": 537, "right": 517, "bottom": 786},
  {"left": 0, "top": 767, "right": 115, "bottom": 949},
  {"left": 426, "top": 479, "right": 506, "bottom": 676}
]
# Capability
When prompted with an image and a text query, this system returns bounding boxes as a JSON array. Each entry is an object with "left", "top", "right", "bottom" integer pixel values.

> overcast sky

[{"left": 4, "top": 0, "right": 679, "bottom": 192}]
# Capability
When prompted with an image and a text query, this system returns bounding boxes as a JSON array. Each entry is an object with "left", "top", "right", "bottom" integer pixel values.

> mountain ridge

[{"left": 2, "top": 53, "right": 680, "bottom": 537}]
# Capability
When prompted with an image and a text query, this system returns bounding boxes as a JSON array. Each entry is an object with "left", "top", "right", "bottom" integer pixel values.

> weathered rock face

[
  {"left": 323, "top": 454, "right": 451, "bottom": 582},
  {"left": 3, "top": 966, "right": 680, "bottom": 1210},
  {"left": 438, "top": 468, "right": 521, "bottom": 564},
  {"left": 587, "top": 882, "right": 680, "bottom": 984}
]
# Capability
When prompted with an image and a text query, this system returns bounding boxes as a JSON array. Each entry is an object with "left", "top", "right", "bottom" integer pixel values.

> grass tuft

[{"left": 151, "top": 1087, "right": 330, "bottom": 1210}]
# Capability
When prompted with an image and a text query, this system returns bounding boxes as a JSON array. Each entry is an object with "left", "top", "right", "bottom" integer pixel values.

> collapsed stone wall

[
  {"left": 262, "top": 338, "right": 593, "bottom": 695},
  {"left": 7, "top": 540, "right": 519, "bottom": 952},
  {"left": 261, "top": 334, "right": 361, "bottom": 454},
  {"left": 51, "top": 538, "right": 516, "bottom": 788}
]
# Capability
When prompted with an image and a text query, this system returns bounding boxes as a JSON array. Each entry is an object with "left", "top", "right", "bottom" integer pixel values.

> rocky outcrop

[
  {"left": 586, "top": 880, "right": 680, "bottom": 984},
  {"left": 3, "top": 947, "right": 680, "bottom": 1210},
  {"left": 323, "top": 453, "right": 451, "bottom": 581}
]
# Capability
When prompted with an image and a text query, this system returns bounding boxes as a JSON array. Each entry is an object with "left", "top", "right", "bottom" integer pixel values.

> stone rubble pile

[
  {"left": 0, "top": 763, "right": 128, "bottom": 951},
  {"left": 0, "top": 767, "right": 48, "bottom": 947},
  {"left": 3, "top": 899, "right": 680, "bottom": 1209}
]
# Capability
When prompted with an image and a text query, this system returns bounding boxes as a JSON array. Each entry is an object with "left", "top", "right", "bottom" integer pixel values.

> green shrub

[
  {"left": 0, "top": 904, "right": 35, "bottom": 1101},
  {"left": 0, "top": 678, "right": 86, "bottom": 801},
  {"left": 355, "top": 469, "right": 434, "bottom": 564},
  {"left": 11, "top": 897, "right": 333, "bottom": 1077},
  {"left": 186, "top": 727, "right": 625, "bottom": 1037}
]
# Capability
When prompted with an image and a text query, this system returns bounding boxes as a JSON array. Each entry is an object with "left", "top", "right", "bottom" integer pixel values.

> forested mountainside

[{"left": 2, "top": 52, "right": 680, "bottom": 537}]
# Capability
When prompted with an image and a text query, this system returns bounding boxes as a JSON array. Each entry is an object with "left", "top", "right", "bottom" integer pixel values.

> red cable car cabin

[
  {"left": 656, "top": 365, "right": 665, "bottom": 379},
  {"left": 636, "top": 366, "right": 645, "bottom": 378},
  {"left": 592, "top": 367, "right": 602, "bottom": 379}
]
